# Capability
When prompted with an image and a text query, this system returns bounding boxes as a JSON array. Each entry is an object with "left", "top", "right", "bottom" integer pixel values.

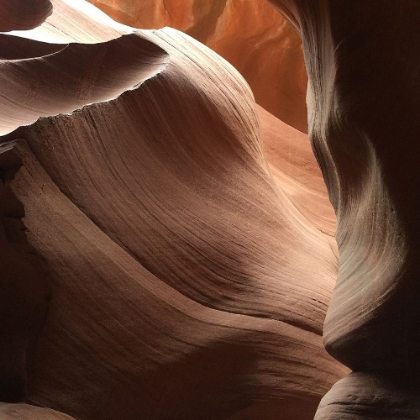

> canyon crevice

[
  {"left": 1, "top": 0, "right": 418, "bottom": 419},
  {"left": 269, "top": 0, "right": 420, "bottom": 417}
]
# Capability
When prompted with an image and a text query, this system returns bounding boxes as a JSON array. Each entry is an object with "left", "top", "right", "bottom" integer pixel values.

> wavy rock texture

[
  {"left": 87, "top": 0, "right": 308, "bottom": 132},
  {"left": 0, "top": 0, "right": 52, "bottom": 32},
  {"left": 0, "top": 403, "right": 75, "bottom": 420},
  {"left": 314, "top": 373, "right": 420, "bottom": 419},
  {"left": 259, "top": 106, "right": 336, "bottom": 238},
  {"left": 269, "top": 0, "right": 420, "bottom": 417},
  {"left": 0, "top": 0, "right": 347, "bottom": 419}
]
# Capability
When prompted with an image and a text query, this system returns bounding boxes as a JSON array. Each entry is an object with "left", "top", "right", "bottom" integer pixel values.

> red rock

[
  {"left": 0, "top": 0, "right": 52, "bottom": 32},
  {"left": 0, "top": 143, "right": 50, "bottom": 402},
  {"left": 0, "top": 403, "right": 75, "bottom": 419},
  {"left": 270, "top": 0, "right": 420, "bottom": 416},
  {"left": 259, "top": 105, "right": 336, "bottom": 238},
  {"left": 314, "top": 373, "right": 420, "bottom": 419},
  {"left": 87, "top": 0, "right": 309, "bottom": 132},
  {"left": 0, "top": 1, "right": 347, "bottom": 419}
]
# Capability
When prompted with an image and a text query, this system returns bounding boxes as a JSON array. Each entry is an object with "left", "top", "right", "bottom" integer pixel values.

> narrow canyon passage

[
  {"left": 269, "top": 0, "right": 420, "bottom": 418},
  {"left": 1, "top": 1, "right": 418, "bottom": 419}
]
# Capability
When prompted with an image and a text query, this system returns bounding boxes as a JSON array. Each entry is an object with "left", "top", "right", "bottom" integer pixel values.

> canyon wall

[
  {"left": 0, "top": 1, "right": 344, "bottom": 419},
  {"left": 269, "top": 0, "right": 420, "bottom": 417},
  {"left": 88, "top": 0, "right": 309, "bottom": 133}
]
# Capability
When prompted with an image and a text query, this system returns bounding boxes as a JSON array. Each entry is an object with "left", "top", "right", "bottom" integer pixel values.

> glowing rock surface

[{"left": 0, "top": 1, "right": 351, "bottom": 419}]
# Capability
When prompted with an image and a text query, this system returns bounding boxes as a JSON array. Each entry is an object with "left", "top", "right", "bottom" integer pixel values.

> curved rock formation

[
  {"left": 269, "top": 0, "right": 420, "bottom": 417},
  {"left": 0, "top": 0, "right": 346, "bottom": 419},
  {"left": 87, "top": 0, "right": 308, "bottom": 132},
  {"left": 0, "top": 403, "right": 75, "bottom": 420},
  {"left": 0, "top": 142, "right": 51, "bottom": 402},
  {"left": 314, "top": 373, "right": 420, "bottom": 419},
  {"left": 0, "top": 0, "right": 52, "bottom": 32},
  {"left": 259, "top": 106, "right": 336, "bottom": 238}
]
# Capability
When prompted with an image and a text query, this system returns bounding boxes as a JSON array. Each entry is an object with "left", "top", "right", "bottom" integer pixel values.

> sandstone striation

[
  {"left": 314, "top": 372, "right": 420, "bottom": 419},
  {"left": 0, "top": 0, "right": 52, "bottom": 32},
  {"left": 259, "top": 106, "right": 336, "bottom": 238},
  {"left": 269, "top": 0, "right": 420, "bottom": 417},
  {"left": 0, "top": 0, "right": 347, "bottom": 419},
  {"left": 0, "top": 403, "right": 75, "bottom": 420},
  {"left": 87, "top": 0, "right": 309, "bottom": 132}
]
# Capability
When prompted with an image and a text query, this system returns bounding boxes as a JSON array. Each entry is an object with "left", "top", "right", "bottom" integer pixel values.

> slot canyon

[{"left": 0, "top": 0, "right": 419, "bottom": 419}]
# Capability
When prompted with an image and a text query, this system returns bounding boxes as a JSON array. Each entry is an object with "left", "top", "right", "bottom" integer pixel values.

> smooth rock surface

[
  {"left": 0, "top": 0, "right": 346, "bottom": 419},
  {"left": 0, "top": 0, "right": 52, "bottom": 32},
  {"left": 88, "top": 0, "right": 308, "bottom": 132},
  {"left": 0, "top": 403, "right": 75, "bottom": 420},
  {"left": 269, "top": 0, "right": 420, "bottom": 417},
  {"left": 314, "top": 373, "right": 420, "bottom": 419}
]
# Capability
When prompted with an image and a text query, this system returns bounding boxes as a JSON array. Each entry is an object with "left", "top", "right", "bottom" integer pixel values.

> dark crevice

[
  {"left": 0, "top": 35, "right": 66, "bottom": 61},
  {"left": 0, "top": 140, "right": 51, "bottom": 403}
]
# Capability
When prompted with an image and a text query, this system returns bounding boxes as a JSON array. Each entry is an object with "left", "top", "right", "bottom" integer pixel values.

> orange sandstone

[{"left": 88, "top": 0, "right": 308, "bottom": 132}]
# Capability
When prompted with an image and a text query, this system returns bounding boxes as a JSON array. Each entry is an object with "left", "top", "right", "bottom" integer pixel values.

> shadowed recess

[
  {"left": 0, "top": 141, "right": 51, "bottom": 403},
  {"left": 0, "top": 35, "right": 66, "bottom": 60},
  {"left": 269, "top": 0, "right": 420, "bottom": 417},
  {"left": 0, "top": 0, "right": 52, "bottom": 32}
]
